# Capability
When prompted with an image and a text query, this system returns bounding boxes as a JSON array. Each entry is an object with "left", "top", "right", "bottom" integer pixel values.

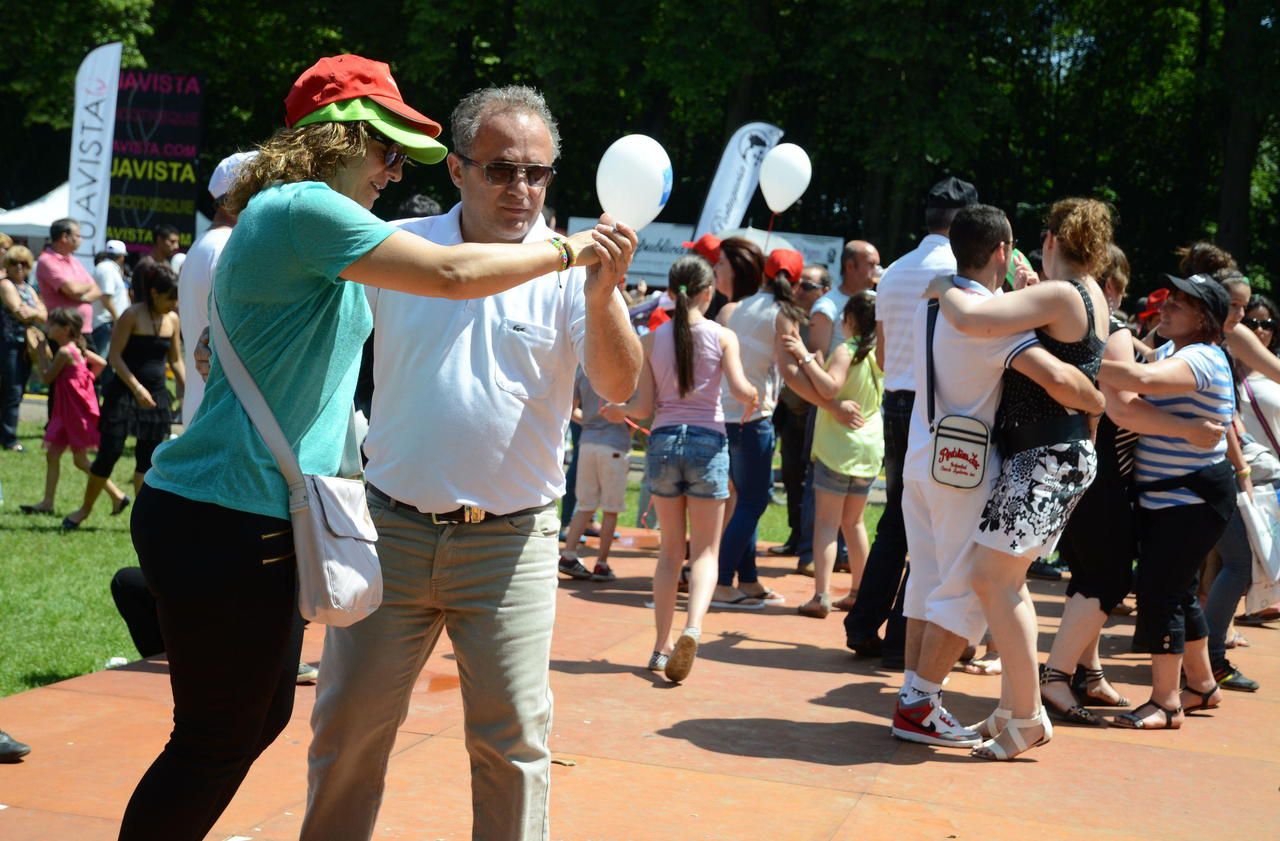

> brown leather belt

[{"left": 367, "top": 484, "right": 540, "bottom": 525}]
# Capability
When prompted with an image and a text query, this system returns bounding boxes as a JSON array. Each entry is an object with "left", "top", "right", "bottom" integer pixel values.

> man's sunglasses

[
  {"left": 365, "top": 126, "right": 413, "bottom": 169},
  {"left": 1244, "top": 316, "right": 1276, "bottom": 331},
  {"left": 799, "top": 281, "right": 825, "bottom": 292},
  {"left": 456, "top": 153, "right": 556, "bottom": 188}
]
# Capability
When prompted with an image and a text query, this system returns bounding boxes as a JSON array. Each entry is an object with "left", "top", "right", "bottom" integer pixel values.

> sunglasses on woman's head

[
  {"left": 455, "top": 153, "right": 556, "bottom": 188},
  {"left": 1243, "top": 316, "right": 1276, "bottom": 330}
]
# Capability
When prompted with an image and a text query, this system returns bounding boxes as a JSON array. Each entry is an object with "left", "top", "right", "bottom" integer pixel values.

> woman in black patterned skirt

[{"left": 926, "top": 197, "right": 1113, "bottom": 759}]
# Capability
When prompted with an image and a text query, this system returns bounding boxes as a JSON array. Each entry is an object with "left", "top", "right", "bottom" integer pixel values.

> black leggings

[
  {"left": 119, "top": 485, "right": 302, "bottom": 841},
  {"left": 91, "top": 431, "right": 163, "bottom": 479},
  {"left": 1134, "top": 502, "right": 1229, "bottom": 656}
]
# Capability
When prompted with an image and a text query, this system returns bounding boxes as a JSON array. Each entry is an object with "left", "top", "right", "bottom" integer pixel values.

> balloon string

[{"left": 764, "top": 212, "right": 777, "bottom": 251}]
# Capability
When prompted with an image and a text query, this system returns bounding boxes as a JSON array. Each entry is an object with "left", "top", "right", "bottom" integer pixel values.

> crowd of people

[{"left": 0, "top": 49, "right": 1276, "bottom": 838}]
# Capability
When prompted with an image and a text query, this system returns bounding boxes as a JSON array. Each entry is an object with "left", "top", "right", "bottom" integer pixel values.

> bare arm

[
  {"left": 874, "top": 320, "right": 886, "bottom": 373},
  {"left": 807, "top": 311, "right": 834, "bottom": 364},
  {"left": 719, "top": 329, "right": 758, "bottom": 409},
  {"left": 774, "top": 320, "right": 864, "bottom": 427},
  {"left": 579, "top": 225, "right": 642, "bottom": 403},
  {"left": 108, "top": 307, "right": 156, "bottom": 409},
  {"left": 929, "top": 277, "right": 1073, "bottom": 338},
  {"left": 36, "top": 344, "right": 71, "bottom": 385},
  {"left": 1098, "top": 355, "right": 1199, "bottom": 395},
  {"left": 58, "top": 277, "right": 101, "bottom": 303},
  {"left": 342, "top": 224, "right": 602, "bottom": 301},
  {"left": 167, "top": 312, "right": 186, "bottom": 397},
  {"left": 1010, "top": 346, "right": 1105, "bottom": 415},
  {"left": 1226, "top": 322, "right": 1280, "bottom": 384},
  {"left": 1101, "top": 330, "right": 1224, "bottom": 445},
  {"left": 619, "top": 333, "right": 656, "bottom": 420},
  {"left": 787, "top": 336, "right": 851, "bottom": 401}
]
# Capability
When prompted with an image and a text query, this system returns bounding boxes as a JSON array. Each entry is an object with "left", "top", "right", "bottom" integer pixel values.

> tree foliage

[{"left": 2, "top": 0, "right": 1277, "bottom": 298}]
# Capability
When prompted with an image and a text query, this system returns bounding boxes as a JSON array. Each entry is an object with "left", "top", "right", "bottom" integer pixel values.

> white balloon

[
  {"left": 758, "top": 143, "right": 812, "bottom": 213},
  {"left": 596, "top": 135, "right": 673, "bottom": 230}
]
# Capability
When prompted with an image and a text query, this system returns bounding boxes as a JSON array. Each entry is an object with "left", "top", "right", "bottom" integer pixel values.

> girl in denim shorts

[
  {"left": 783, "top": 292, "right": 884, "bottom": 618},
  {"left": 616, "top": 256, "right": 758, "bottom": 682}
]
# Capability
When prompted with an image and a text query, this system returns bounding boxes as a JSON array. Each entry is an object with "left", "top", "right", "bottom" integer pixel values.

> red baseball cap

[
  {"left": 682, "top": 233, "right": 722, "bottom": 264},
  {"left": 1140, "top": 287, "right": 1169, "bottom": 321},
  {"left": 765, "top": 249, "right": 805, "bottom": 283},
  {"left": 284, "top": 54, "right": 442, "bottom": 137}
]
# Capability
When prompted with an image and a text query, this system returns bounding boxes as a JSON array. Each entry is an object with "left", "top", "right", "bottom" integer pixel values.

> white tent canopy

[{"left": 0, "top": 182, "right": 70, "bottom": 239}]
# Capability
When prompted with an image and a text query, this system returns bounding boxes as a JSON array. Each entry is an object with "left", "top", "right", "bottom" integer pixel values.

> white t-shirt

[
  {"left": 722, "top": 290, "right": 781, "bottom": 422},
  {"left": 1240, "top": 370, "right": 1280, "bottom": 451},
  {"left": 875, "top": 233, "right": 957, "bottom": 392},
  {"left": 902, "top": 276, "right": 1038, "bottom": 484},
  {"left": 810, "top": 286, "right": 852, "bottom": 359},
  {"left": 363, "top": 203, "right": 623, "bottom": 515},
  {"left": 177, "top": 225, "right": 233, "bottom": 424},
  {"left": 90, "top": 260, "right": 129, "bottom": 329}
]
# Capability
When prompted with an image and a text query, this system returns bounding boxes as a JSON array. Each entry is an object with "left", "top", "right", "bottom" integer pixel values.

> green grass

[
  {"left": 0, "top": 431, "right": 884, "bottom": 698},
  {"left": 1, "top": 420, "right": 141, "bottom": 696}
]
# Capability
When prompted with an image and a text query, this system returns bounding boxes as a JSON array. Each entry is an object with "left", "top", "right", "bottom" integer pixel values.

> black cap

[
  {"left": 1166, "top": 273, "right": 1230, "bottom": 327},
  {"left": 926, "top": 177, "right": 979, "bottom": 209}
]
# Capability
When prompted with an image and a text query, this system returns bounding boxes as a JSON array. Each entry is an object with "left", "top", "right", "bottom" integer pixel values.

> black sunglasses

[
  {"left": 798, "top": 281, "right": 825, "bottom": 292},
  {"left": 1244, "top": 316, "right": 1276, "bottom": 331},
  {"left": 456, "top": 153, "right": 556, "bottom": 188},
  {"left": 365, "top": 126, "right": 413, "bottom": 169}
]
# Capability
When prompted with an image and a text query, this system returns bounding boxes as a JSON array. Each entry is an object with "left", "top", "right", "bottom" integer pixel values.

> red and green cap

[{"left": 295, "top": 97, "right": 448, "bottom": 165}]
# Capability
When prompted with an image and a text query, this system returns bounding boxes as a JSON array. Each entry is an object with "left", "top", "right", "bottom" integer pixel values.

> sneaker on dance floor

[
  {"left": 558, "top": 558, "right": 593, "bottom": 580},
  {"left": 1213, "top": 660, "right": 1260, "bottom": 692},
  {"left": 296, "top": 662, "right": 319, "bottom": 685},
  {"left": 590, "top": 563, "right": 617, "bottom": 582},
  {"left": 891, "top": 694, "right": 981, "bottom": 747},
  {"left": 1027, "top": 559, "right": 1062, "bottom": 581}
]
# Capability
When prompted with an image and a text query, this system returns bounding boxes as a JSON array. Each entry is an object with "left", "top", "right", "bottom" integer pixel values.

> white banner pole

[{"left": 69, "top": 42, "right": 123, "bottom": 271}]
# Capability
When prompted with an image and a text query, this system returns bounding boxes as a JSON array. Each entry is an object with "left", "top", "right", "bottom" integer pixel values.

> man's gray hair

[{"left": 451, "top": 85, "right": 561, "bottom": 160}]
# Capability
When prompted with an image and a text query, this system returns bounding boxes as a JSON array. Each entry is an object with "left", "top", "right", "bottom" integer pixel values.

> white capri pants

[{"left": 902, "top": 476, "right": 991, "bottom": 645}]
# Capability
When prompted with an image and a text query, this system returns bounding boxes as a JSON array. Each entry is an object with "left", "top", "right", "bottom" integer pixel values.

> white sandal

[
  {"left": 971, "top": 707, "right": 1053, "bottom": 761},
  {"left": 969, "top": 707, "right": 1012, "bottom": 741}
]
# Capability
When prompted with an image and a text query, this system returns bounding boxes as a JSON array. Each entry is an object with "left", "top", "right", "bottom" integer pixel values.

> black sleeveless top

[{"left": 997, "top": 278, "right": 1105, "bottom": 432}]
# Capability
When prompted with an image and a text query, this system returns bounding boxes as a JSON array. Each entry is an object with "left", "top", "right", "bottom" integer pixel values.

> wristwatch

[{"left": 800, "top": 354, "right": 815, "bottom": 366}]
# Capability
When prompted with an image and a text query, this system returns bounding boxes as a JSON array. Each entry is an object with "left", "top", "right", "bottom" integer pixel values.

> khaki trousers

[{"left": 301, "top": 493, "right": 560, "bottom": 841}]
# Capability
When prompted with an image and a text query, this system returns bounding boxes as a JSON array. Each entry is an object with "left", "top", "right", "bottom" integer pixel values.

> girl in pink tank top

[
  {"left": 20, "top": 308, "right": 128, "bottom": 518},
  {"left": 614, "top": 256, "right": 757, "bottom": 683}
]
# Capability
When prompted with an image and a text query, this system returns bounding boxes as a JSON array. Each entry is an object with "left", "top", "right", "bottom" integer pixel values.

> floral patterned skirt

[{"left": 974, "top": 440, "right": 1098, "bottom": 558}]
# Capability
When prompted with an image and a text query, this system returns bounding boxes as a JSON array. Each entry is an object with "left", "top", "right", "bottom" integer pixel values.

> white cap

[
  {"left": 208, "top": 150, "right": 259, "bottom": 200},
  {"left": 105, "top": 240, "right": 127, "bottom": 256}
]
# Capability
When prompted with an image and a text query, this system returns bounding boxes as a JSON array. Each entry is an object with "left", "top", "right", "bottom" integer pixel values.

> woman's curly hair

[
  {"left": 1046, "top": 197, "right": 1114, "bottom": 275},
  {"left": 224, "top": 122, "right": 371, "bottom": 214}
]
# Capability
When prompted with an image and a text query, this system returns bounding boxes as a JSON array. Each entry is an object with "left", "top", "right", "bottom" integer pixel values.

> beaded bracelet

[{"left": 548, "top": 236, "right": 572, "bottom": 271}]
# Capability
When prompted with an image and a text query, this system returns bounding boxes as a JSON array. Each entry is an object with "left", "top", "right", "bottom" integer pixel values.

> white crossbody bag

[
  {"left": 209, "top": 288, "right": 382, "bottom": 627},
  {"left": 926, "top": 298, "right": 991, "bottom": 489}
]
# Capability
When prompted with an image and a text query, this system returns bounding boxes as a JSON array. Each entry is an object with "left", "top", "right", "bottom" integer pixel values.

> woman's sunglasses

[
  {"left": 1243, "top": 316, "right": 1276, "bottom": 331},
  {"left": 365, "top": 126, "right": 412, "bottom": 169}
]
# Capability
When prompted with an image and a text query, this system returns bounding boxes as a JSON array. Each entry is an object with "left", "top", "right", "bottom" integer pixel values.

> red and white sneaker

[{"left": 891, "top": 693, "right": 981, "bottom": 747}]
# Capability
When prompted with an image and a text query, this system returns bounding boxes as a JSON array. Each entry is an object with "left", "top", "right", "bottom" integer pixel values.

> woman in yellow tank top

[{"left": 783, "top": 291, "right": 884, "bottom": 617}]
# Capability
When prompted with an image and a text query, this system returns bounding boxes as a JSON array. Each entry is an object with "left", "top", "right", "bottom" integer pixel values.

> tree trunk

[{"left": 1217, "top": 105, "right": 1261, "bottom": 262}]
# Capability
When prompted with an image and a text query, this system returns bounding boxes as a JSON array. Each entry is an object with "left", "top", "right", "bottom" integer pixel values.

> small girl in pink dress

[{"left": 20, "top": 308, "right": 128, "bottom": 518}]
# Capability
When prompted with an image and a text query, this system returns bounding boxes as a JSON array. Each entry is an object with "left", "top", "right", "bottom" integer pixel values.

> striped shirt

[
  {"left": 874, "top": 234, "right": 956, "bottom": 392},
  {"left": 1135, "top": 341, "right": 1234, "bottom": 509}
]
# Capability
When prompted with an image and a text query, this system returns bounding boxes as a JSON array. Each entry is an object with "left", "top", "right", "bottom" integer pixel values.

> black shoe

[
  {"left": 767, "top": 542, "right": 798, "bottom": 556},
  {"left": 0, "top": 731, "right": 31, "bottom": 762},
  {"left": 1214, "top": 660, "right": 1260, "bottom": 692},
  {"left": 880, "top": 652, "right": 905, "bottom": 671},
  {"left": 1027, "top": 559, "right": 1062, "bottom": 581},
  {"left": 846, "top": 632, "right": 883, "bottom": 658}
]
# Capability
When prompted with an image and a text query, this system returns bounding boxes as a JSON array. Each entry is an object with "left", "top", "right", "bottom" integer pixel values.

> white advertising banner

[
  {"left": 693, "top": 122, "right": 784, "bottom": 239},
  {"left": 775, "top": 230, "right": 846, "bottom": 284},
  {"left": 568, "top": 217, "right": 694, "bottom": 287},
  {"left": 69, "top": 42, "right": 123, "bottom": 270}
]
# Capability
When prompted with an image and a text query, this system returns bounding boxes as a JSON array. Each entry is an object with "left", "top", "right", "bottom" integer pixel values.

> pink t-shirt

[
  {"left": 651, "top": 319, "right": 727, "bottom": 434},
  {"left": 35, "top": 248, "right": 97, "bottom": 328}
]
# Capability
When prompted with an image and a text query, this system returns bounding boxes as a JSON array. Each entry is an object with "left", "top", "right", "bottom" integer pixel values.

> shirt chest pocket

[{"left": 493, "top": 317, "right": 559, "bottom": 400}]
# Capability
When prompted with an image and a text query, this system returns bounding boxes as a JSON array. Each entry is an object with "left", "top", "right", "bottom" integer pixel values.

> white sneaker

[{"left": 891, "top": 693, "right": 981, "bottom": 747}]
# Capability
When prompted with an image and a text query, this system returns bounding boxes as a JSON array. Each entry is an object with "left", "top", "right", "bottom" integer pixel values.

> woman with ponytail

[
  {"left": 618, "top": 256, "right": 757, "bottom": 683},
  {"left": 715, "top": 244, "right": 808, "bottom": 607}
]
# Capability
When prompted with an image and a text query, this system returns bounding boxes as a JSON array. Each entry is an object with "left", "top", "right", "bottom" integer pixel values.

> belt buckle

[{"left": 464, "top": 505, "right": 485, "bottom": 524}]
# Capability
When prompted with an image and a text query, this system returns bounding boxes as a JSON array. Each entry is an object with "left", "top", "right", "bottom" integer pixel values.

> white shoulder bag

[
  {"left": 926, "top": 297, "right": 991, "bottom": 489},
  {"left": 209, "top": 287, "right": 382, "bottom": 627}
]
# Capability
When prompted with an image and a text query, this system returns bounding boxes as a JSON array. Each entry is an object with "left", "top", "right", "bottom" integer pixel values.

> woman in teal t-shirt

[{"left": 118, "top": 54, "right": 633, "bottom": 841}]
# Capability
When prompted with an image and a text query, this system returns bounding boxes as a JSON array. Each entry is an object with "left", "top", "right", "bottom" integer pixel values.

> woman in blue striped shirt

[{"left": 1098, "top": 274, "right": 1250, "bottom": 730}]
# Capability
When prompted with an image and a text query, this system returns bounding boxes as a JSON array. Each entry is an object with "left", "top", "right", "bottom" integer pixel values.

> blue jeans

[
  {"left": 718, "top": 418, "right": 775, "bottom": 586},
  {"left": 646, "top": 424, "right": 730, "bottom": 498},
  {"left": 845, "top": 390, "right": 914, "bottom": 652},
  {"left": 1206, "top": 500, "right": 1257, "bottom": 666},
  {"left": 0, "top": 339, "right": 30, "bottom": 448},
  {"left": 560, "top": 420, "right": 583, "bottom": 523}
]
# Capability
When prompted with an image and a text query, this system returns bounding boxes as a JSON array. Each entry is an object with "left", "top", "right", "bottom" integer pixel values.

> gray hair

[{"left": 450, "top": 85, "right": 561, "bottom": 160}]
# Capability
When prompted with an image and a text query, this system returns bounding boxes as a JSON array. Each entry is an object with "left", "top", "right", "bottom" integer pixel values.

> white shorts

[
  {"left": 902, "top": 477, "right": 989, "bottom": 645},
  {"left": 574, "top": 442, "right": 630, "bottom": 513}
]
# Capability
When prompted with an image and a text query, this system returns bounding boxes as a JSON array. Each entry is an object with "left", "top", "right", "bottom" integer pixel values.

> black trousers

[
  {"left": 119, "top": 485, "right": 303, "bottom": 841},
  {"left": 1134, "top": 502, "right": 1228, "bottom": 656},
  {"left": 776, "top": 404, "right": 808, "bottom": 542},
  {"left": 845, "top": 390, "right": 914, "bottom": 654}
]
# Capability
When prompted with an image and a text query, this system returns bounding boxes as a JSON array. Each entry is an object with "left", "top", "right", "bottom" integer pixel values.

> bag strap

[
  {"left": 208, "top": 285, "right": 307, "bottom": 504},
  {"left": 926, "top": 299, "right": 940, "bottom": 429},
  {"left": 1243, "top": 376, "right": 1280, "bottom": 456}
]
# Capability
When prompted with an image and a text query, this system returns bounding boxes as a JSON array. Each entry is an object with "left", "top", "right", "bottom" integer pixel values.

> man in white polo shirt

[
  {"left": 301, "top": 86, "right": 641, "bottom": 841},
  {"left": 890, "top": 204, "right": 1104, "bottom": 746},
  {"left": 178, "top": 151, "right": 257, "bottom": 424},
  {"left": 844, "top": 177, "right": 975, "bottom": 666}
]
